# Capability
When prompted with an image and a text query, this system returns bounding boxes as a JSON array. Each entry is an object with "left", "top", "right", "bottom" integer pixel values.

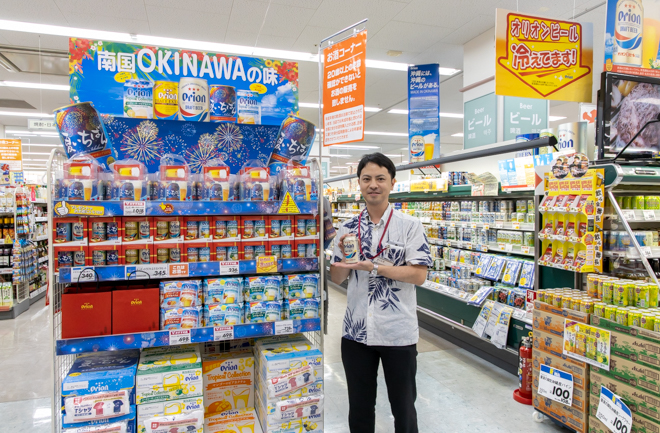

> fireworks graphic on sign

[
  {"left": 181, "top": 123, "right": 197, "bottom": 137},
  {"left": 215, "top": 123, "right": 246, "bottom": 167},
  {"left": 186, "top": 134, "right": 221, "bottom": 173},
  {"left": 163, "top": 134, "right": 186, "bottom": 155},
  {"left": 120, "top": 120, "right": 163, "bottom": 164},
  {"left": 101, "top": 115, "right": 130, "bottom": 141},
  {"left": 243, "top": 125, "right": 278, "bottom": 164}
]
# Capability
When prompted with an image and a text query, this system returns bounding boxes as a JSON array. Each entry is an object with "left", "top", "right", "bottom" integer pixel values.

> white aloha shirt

[{"left": 332, "top": 204, "right": 432, "bottom": 346}]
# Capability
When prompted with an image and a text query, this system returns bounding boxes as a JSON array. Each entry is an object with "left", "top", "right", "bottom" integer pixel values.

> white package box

[
  {"left": 136, "top": 345, "right": 203, "bottom": 404},
  {"left": 202, "top": 349, "right": 255, "bottom": 416},
  {"left": 205, "top": 408, "right": 263, "bottom": 433},
  {"left": 255, "top": 341, "right": 323, "bottom": 380},
  {"left": 137, "top": 396, "right": 204, "bottom": 433}
]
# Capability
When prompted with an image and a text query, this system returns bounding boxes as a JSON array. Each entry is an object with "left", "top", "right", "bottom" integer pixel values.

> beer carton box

[
  {"left": 202, "top": 350, "right": 255, "bottom": 417},
  {"left": 88, "top": 244, "right": 124, "bottom": 266},
  {"left": 533, "top": 302, "right": 589, "bottom": 337},
  {"left": 533, "top": 388, "right": 587, "bottom": 433},
  {"left": 121, "top": 243, "right": 153, "bottom": 268},
  {"left": 241, "top": 215, "right": 268, "bottom": 241},
  {"left": 533, "top": 328, "right": 567, "bottom": 359},
  {"left": 268, "top": 215, "right": 294, "bottom": 241},
  {"left": 212, "top": 216, "right": 240, "bottom": 242},
  {"left": 183, "top": 216, "right": 212, "bottom": 242},
  {"left": 588, "top": 415, "right": 609, "bottom": 433},
  {"left": 532, "top": 348, "right": 588, "bottom": 388},
  {"left": 589, "top": 392, "right": 660, "bottom": 433},
  {"left": 591, "top": 315, "right": 660, "bottom": 370},
  {"left": 593, "top": 354, "right": 660, "bottom": 398},
  {"left": 205, "top": 408, "right": 261, "bottom": 433},
  {"left": 137, "top": 396, "right": 204, "bottom": 433},
  {"left": 590, "top": 370, "right": 660, "bottom": 424},
  {"left": 294, "top": 215, "right": 318, "bottom": 241}
]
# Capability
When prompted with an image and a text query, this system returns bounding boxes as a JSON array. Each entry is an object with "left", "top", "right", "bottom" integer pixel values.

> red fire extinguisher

[{"left": 513, "top": 336, "right": 533, "bottom": 405}]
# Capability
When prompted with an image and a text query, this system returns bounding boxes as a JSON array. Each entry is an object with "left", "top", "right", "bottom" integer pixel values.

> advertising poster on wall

[
  {"left": 407, "top": 64, "right": 440, "bottom": 163},
  {"left": 0, "top": 139, "right": 22, "bottom": 185},
  {"left": 322, "top": 30, "right": 367, "bottom": 147},
  {"left": 603, "top": 0, "right": 660, "bottom": 77},
  {"left": 68, "top": 38, "right": 299, "bottom": 126},
  {"left": 495, "top": 9, "right": 593, "bottom": 102}
]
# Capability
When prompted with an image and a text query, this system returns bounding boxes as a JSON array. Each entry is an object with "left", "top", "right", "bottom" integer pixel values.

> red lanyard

[{"left": 357, "top": 208, "right": 394, "bottom": 260}]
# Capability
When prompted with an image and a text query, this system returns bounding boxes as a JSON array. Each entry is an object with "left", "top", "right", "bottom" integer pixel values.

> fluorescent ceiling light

[
  {"left": 22, "top": 152, "right": 52, "bottom": 155},
  {"left": 331, "top": 145, "right": 380, "bottom": 149},
  {"left": 300, "top": 102, "right": 380, "bottom": 112},
  {"left": 0, "top": 81, "right": 69, "bottom": 91},
  {"left": 401, "top": 160, "right": 409, "bottom": 164},
  {"left": 549, "top": 116, "right": 567, "bottom": 122},
  {"left": 21, "top": 143, "right": 60, "bottom": 147},
  {"left": 451, "top": 133, "right": 464, "bottom": 137},
  {"left": 383, "top": 154, "right": 402, "bottom": 157},
  {"left": 346, "top": 162, "right": 359, "bottom": 165},
  {"left": 388, "top": 109, "right": 463, "bottom": 118},
  {"left": 0, "top": 19, "right": 441, "bottom": 73},
  {"left": 364, "top": 131, "right": 407, "bottom": 137},
  {"left": 329, "top": 169, "right": 340, "bottom": 172},
  {"left": 0, "top": 111, "right": 52, "bottom": 117},
  {"left": 14, "top": 133, "right": 37, "bottom": 136},
  {"left": 328, "top": 154, "right": 352, "bottom": 158}
]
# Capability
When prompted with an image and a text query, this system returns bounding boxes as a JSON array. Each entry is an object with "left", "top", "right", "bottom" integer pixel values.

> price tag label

[
  {"left": 461, "top": 222, "right": 468, "bottom": 228},
  {"left": 275, "top": 320, "right": 294, "bottom": 335},
  {"left": 623, "top": 210, "right": 636, "bottom": 221},
  {"left": 505, "top": 244, "right": 513, "bottom": 252},
  {"left": 450, "top": 222, "right": 456, "bottom": 227},
  {"left": 644, "top": 210, "right": 656, "bottom": 221},
  {"left": 457, "top": 241, "right": 464, "bottom": 248},
  {"left": 220, "top": 261, "right": 240, "bottom": 275},
  {"left": 466, "top": 242, "right": 472, "bottom": 249},
  {"left": 127, "top": 264, "right": 168, "bottom": 279},
  {"left": 521, "top": 246, "right": 530, "bottom": 254},
  {"left": 512, "top": 309, "right": 527, "bottom": 320},
  {"left": 471, "top": 223, "right": 477, "bottom": 229},
  {"left": 213, "top": 326, "right": 234, "bottom": 341},
  {"left": 498, "top": 243, "right": 505, "bottom": 250},
  {"left": 538, "top": 365, "right": 574, "bottom": 406},
  {"left": 597, "top": 386, "right": 632, "bottom": 433},
  {"left": 123, "top": 201, "right": 146, "bottom": 216},
  {"left": 169, "top": 329, "right": 191, "bottom": 346},
  {"left": 481, "top": 245, "right": 489, "bottom": 252},
  {"left": 355, "top": 193, "right": 361, "bottom": 201},
  {"left": 641, "top": 246, "right": 653, "bottom": 257},
  {"left": 495, "top": 222, "right": 504, "bottom": 228},
  {"left": 483, "top": 224, "right": 489, "bottom": 230},
  {"left": 71, "top": 267, "right": 97, "bottom": 283},
  {"left": 512, "top": 222, "right": 520, "bottom": 230}
]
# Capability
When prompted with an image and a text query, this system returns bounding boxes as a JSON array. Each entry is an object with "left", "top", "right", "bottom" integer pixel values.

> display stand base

[
  {"left": 30, "top": 290, "right": 46, "bottom": 305},
  {"left": 0, "top": 298, "right": 29, "bottom": 320},
  {"left": 513, "top": 389, "right": 533, "bottom": 405}
]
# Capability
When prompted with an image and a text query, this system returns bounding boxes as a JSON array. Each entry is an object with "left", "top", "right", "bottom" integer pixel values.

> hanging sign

[
  {"left": 407, "top": 64, "right": 440, "bottom": 163},
  {"left": 0, "top": 139, "right": 22, "bottom": 185},
  {"left": 322, "top": 30, "right": 367, "bottom": 146},
  {"left": 495, "top": 9, "right": 593, "bottom": 102}
]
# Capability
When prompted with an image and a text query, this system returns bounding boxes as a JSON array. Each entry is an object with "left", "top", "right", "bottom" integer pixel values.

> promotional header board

[
  {"left": 495, "top": 9, "right": 593, "bottom": 102},
  {"left": 322, "top": 30, "right": 367, "bottom": 146},
  {"left": 604, "top": 0, "right": 660, "bottom": 77},
  {"left": 464, "top": 93, "right": 498, "bottom": 149},
  {"left": 0, "top": 139, "right": 22, "bottom": 185},
  {"left": 407, "top": 64, "right": 440, "bottom": 163},
  {"left": 503, "top": 96, "right": 548, "bottom": 141},
  {"left": 68, "top": 38, "right": 299, "bottom": 126}
]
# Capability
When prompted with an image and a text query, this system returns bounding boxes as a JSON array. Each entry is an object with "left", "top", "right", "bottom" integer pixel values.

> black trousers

[{"left": 341, "top": 337, "right": 418, "bottom": 433}]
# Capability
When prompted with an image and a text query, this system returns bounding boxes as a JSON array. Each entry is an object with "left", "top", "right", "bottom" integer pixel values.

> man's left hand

[{"left": 332, "top": 260, "right": 374, "bottom": 272}]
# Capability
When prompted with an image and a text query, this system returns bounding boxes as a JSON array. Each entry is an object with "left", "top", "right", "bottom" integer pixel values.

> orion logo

[
  {"left": 182, "top": 92, "right": 207, "bottom": 103},
  {"left": 157, "top": 91, "right": 177, "bottom": 101},
  {"left": 81, "top": 303, "right": 93, "bottom": 310},
  {"left": 131, "top": 298, "right": 142, "bottom": 306},
  {"left": 618, "top": 10, "right": 642, "bottom": 24},
  {"left": 220, "top": 364, "right": 238, "bottom": 371},
  {"left": 127, "top": 88, "right": 151, "bottom": 98}
]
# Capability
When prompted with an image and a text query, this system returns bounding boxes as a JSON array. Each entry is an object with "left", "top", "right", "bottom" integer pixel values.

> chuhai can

[
  {"left": 281, "top": 219, "right": 292, "bottom": 237},
  {"left": 53, "top": 102, "right": 111, "bottom": 158},
  {"left": 227, "top": 246, "right": 239, "bottom": 261},
  {"left": 216, "top": 246, "right": 227, "bottom": 261},
  {"left": 270, "top": 219, "right": 281, "bottom": 237},
  {"left": 236, "top": 89, "right": 260, "bottom": 124},
  {"left": 297, "top": 219, "right": 306, "bottom": 237},
  {"left": 186, "top": 221, "right": 199, "bottom": 240},
  {"left": 178, "top": 77, "right": 209, "bottom": 122},
  {"left": 73, "top": 250, "right": 86, "bottom": 267},
  {"left": 139, "top": 221, "right": 150, "bottom": 240},
  {"left": 106, "top": 250, "right": 119, "bottom": 266},
  {"left": 244, "top": 245, "right": 254, "bottom": 260},
  {"left": 268, "top": 115, "right": 316, "bottom": 167},
  {"left": 306, "top": 219, "right": 317, "bottom": 236},
  {"left": 210, "top": 85, "right": 236, "bottom": 122},
  {"left": 169, "top": 220, "right": 180, "bottom": 238},
  {"left": 215, "top": 220, "right": 226, "bottom": 239},
  {"left": 254, "top": 220, "right": 265, "bottom": 237},
  {"left": 92, "top": 250, "right": 106, "bottom": 266},
  {"left": 187, "top": 247, "right": 199, "bottom": 263},
  {"left": 281, "top": 244, "right": 292, "bottom": 259},
  {"left": 56, "top": 223, "right": 71, "bottom": 242},
  {"left": 199, "top": 221, "right": 210, "bottom": 239},
  {"left": 306, "top": 243, "right": 317, "bottom": 258},
  {"left": 72, "top": 222, "right": 84, "bottom": 241},
  {"left": 58, "top": 251, "right": 73, "bottom": 268},
  {"left": 254, "top": 245, "right": 266, "bottom": 257},
  {"left": 343, "top": 235, "right": 359, "bottom": 264},
  {"left": 271, "top": 244, "right": 281, "bottom": 258},
  {"left": 123, "top": 80, "right": 153, "bottom": 119},
  {"left": 244, "top": 220, "right": 254, "bottom": 238},
  {"left": 153, "top": 81, "right": 178, "bottom": 120},
  {"left": 92, "top": 222, "right": 106, "bottom": 242},
  {"left": 199, "top": 247, "right": 211, "bottom": 262},
  {"left": 106, "top": 222, "right": 118, "bottom": 241}
]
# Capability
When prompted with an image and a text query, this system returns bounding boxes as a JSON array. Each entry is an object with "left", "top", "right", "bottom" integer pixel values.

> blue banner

[{"left": 408, "top": 64, "right": 440, "bottom": 163}]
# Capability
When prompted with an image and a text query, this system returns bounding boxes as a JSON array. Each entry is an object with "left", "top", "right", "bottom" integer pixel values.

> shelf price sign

[
  {"left": 597, "top": 386, "right": 632, "bottom": 433},
  {"left": 220, "top": 261, "right": 240, "bottom": 275},
  {"left": 537, "top": 365, "right": 573, "bottom": 406},
  {"left": 71, "top": 267, "right": 98, "bottom": 283},
  {"left": 123, "top": 201, "right": 146, "bottom": 216},
  {"left": 275, "top": 320, "right": 294, "bottom": 335},
  {"left": 169, "top": 329, "right": 191, "bottom": 346},
  {"left": 322, "top": 29, "right": 367, "bottom": 147},
  {"left": 214, "top": 326, "right": 234, "bottom": 341}
]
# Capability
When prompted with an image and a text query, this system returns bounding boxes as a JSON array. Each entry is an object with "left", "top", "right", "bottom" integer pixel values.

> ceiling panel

[
  {"left": 226, "top": 0, "right": 271, "bottom": 34},
  {"left": 410, "top": 41, "right": 463, "bottom": 69},
  {"left": 441, "top": 15, "right": 494, "bottom": 46},
  {"left": 258, "top": 3, "right": 316, "bottom": 39},
  {"left": 367, "top": 21, "right": 453, "bottom": 53},
  {"left": 145, "top": 6, "right": 231, "bottom": 41},
  {"left": 394, "top": 0, "right": 482, "bottom": 29},
  {"left": 0, "top": 31, "right": 69, "bottom": 51},
  {"left": 308, "top": 0, "right": 407, "bottom": 35},
  {"left": 144, "top": 0, "right": 232, "bottom": 13},
  {"left": 62, "top": 14, "right": 152, "bottom": 35},
  {"left": 55, "top": 0, "right": 149, "bottom": 20},
  {"left": 0, "top": 0, "right": 68, "bottom": 26},
  {"left": 290, "top": 25, "right": 337, "bottom": 53},
  {"left": 254, "top": 34, "right": 297, "bottom": 50}
]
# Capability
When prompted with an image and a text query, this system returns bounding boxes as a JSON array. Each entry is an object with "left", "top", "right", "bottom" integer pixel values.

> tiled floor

[{"left": 0, "top": 288, "right": 568, "bottom": 432}]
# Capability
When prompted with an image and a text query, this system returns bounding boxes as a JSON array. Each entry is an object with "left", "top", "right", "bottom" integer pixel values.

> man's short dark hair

[{"left": 357, "top": 153, "right": 396, "bottom": 180}]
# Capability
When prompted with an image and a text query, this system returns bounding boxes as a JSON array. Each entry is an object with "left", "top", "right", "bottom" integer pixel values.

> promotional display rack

[{"left": 48, "top": 147, "right": 326, "bottom": 432}]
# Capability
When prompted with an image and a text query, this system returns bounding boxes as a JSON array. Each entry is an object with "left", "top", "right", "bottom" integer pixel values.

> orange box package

[
  {"left": 212, "top": 216, "right": 240, "bottom": 241},
  {"left": 241, "top": 215, "right": 268, "bottom": 241},
  {"left": 184, "top": 216, "right": 212, "bottom": 242}
]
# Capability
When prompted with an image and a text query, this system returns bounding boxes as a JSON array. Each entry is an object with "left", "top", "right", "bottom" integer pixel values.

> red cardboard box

[
  {"left": 122, "top": 216, "right": 153, "bottom": 243},
  {"left": 294, "top": 239, "right": 318, "bottom": 258},
  {"left": 183, "top": 216, "right": 212, "bottom": 242},
  {"left": 61, "top": 286, "right": 112, "bottom": 338},
  {"left": 122, "top": 243, "right": 153, "bottom": 266},
  {"left": 241, "top": 215, "right": 268, "bottom": 241},
  {"left": 53, "top": 217, "right": 88, "bottom": 246},
  {"left": 88, "top": 217, "right": 122, "bottom": 245},
  {"left": 112, "top": 287, "right": 159, "bottom": 334},
  {"left": 88, "top": 244, "right": 123, "bottom": 266},
  {"left": 268, "top": 215, "right": 294, "bottom": 240},
  {"left": 214, "top": 241, "right": 240, "bottom": 261},
  {"left": 55, "top": 245, "right": 89, "bottom": 270},
  {"left": 241, "top": 240, "right": 268, "bottom": 260},
  {"left": 212, "top": 216, "right": 240, "bottom": 241},
  {"left": 183, "top": 241, "right": 212, "bottom": 262},
  {"left": 269, "top": 240, "right": 292, "bottom": 259},
  {"left": 153, "top": 216, "right": 183, "bottom": 243},
  {"left": 294, "top": 215, "right": 318, "bottom": 239},
  {"left": 154, "top": 241, "right": 183, "bottom": 263}
]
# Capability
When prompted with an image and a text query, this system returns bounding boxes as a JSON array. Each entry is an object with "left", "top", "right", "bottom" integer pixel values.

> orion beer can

[
  {"left": 343, "top": 235, "right": 359, "bottom": 264},
  {"left": 614, "top": 0, "right": 644, "bottom": 66},
  {"left": 178, "top": 77, "right": 209, "bottom": 122}
]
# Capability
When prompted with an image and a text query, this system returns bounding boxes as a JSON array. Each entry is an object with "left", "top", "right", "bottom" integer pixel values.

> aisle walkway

[
  {"left": 0, "top": 290, "right": 568, "bottom": 432},
  {"left": 324, "top": 283, "right": 566, "bottom": 433}
]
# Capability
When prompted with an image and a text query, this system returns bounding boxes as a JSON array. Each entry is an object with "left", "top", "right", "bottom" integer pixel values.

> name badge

[{"left": 374, "top": 257, "right": 394, "bottom": 266}]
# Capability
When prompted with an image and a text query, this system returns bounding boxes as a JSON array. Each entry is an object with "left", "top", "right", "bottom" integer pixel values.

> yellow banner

[
  {"left": 495, "top": 9, "right": 593, "bottom": 102},
  {"left": 256, "top": 256, "right": 277, "bottom": 273},
  {"left": 53, "top": 201, "right": 105, "bottom": 216}
]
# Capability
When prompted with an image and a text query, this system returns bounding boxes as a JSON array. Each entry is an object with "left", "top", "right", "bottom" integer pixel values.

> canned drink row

[
  {"left": 615, "top": 195, "right": 660, "bottom": 210},
  {"left": 604, "top": 230, "right": 660, "bottom": 251},
  {"left": 586, "top": 274, "right": 659, "bottom": 307}
]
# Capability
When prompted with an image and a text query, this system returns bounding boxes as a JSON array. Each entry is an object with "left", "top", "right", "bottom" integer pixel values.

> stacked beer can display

[{"left": 253, "top": 334, "right": 324, "bottom": 432}]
